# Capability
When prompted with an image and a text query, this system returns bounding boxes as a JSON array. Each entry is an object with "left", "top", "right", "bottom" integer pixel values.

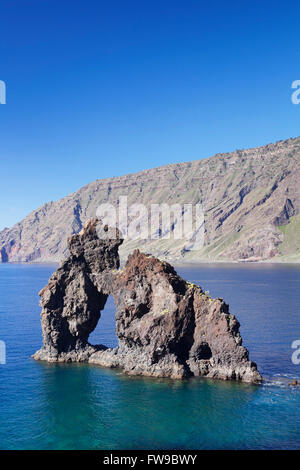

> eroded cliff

[{"left": 2, "top": 137, "right": 300, "bottom": 264}]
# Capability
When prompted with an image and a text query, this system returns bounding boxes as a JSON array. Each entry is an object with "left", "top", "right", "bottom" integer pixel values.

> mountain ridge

[{"left": 1, "top": 136, "right": 300, "bottom": 263}]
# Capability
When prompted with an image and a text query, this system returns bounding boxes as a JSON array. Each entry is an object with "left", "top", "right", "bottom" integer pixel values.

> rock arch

[
  {"left": 33, "top": 219, "right": 261, "bottom": 383},
  {"left": 89, "top": 293, "right": 118, "bottom": 348}
]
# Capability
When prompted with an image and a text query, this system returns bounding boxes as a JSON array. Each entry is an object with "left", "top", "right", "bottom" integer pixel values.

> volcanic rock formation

[{"left": 33, "top": 219, "right": 262, "bottom": 383}]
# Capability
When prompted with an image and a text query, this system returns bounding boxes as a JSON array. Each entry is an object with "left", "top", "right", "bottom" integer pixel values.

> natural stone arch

[
  {"left": 89, "top": 294, "right": 118, "bottom": 349},
  {"left": 33, "top": 219, "right": 261, "bottom": 383},
  {"left": 34, "top": 220, "right": 121, "bottom": 361}
]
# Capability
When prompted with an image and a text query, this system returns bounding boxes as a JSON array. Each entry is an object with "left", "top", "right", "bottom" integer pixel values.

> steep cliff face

[
  {"left": 33, "top": 219, "right": 261, "bottom": 384},
  {"left": 2, "top": 137, "right": 300, "bottom": 263}
]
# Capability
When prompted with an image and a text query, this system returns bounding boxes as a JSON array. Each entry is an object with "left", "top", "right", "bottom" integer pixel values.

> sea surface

[{"left": 0, "top": 262, "right": 299, "bottom": 450}]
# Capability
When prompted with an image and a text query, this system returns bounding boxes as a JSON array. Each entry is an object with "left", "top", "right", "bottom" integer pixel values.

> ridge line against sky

[
  {"left": 1, "top": 132, "right": 298, "bottom": 233},
  {"left": 1, "top": 0, "right": 300, "bottom": 229},
  {"left": 63, "top": 133, "right": 300, "bottom": 189}
]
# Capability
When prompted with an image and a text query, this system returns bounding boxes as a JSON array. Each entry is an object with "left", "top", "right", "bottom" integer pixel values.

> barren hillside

[{"left": 1, "top": 136, "right": 300, "bottom": 263}]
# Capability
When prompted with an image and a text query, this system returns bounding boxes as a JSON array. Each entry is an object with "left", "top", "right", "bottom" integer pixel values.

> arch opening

[{"left": 89, "top": 295, "right": 118, "bottom": 349}]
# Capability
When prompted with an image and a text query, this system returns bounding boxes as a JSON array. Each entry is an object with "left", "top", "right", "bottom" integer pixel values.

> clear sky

[{"left": 0, "top": 0, "right": 300, "bottom": 229}]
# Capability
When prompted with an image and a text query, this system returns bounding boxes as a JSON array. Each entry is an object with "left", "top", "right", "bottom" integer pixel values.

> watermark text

[
  {"left": 0, "top": 80, "right": 6, "bottom": 104},
  {"left": 0, "top": 340, "right": 6, "bottom": 364},
  {"left": 96, "top": 196, "right": 205, "bottom": 251},
  {"left": 291, "top": 340, "right": 300, "bottom": 365},
  {"left": 291, "top": 80, "right": 300, "bottom": 104}
]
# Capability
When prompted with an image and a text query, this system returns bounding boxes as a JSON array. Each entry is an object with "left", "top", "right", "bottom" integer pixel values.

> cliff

[{"left": 1, "top": 136, "right": 300, "bottom": 263}]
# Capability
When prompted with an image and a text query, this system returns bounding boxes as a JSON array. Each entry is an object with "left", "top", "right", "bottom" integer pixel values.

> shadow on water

[{"left": 30, "top": 361, "right": 265, "bottom": 450}]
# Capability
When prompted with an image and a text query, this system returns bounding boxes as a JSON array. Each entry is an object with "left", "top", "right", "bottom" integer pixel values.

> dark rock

[
  {"left": 288, "top": 379, "right": 298, "bottom": 386},
  {"left": 33, "top": 219, "right": 262, "bottom": 383},
  {"left": 33, "top": 220, "right": 123, "bottom": 362},
  {"left": 273, "top": 198, "right": 295, "bottom": 226}
]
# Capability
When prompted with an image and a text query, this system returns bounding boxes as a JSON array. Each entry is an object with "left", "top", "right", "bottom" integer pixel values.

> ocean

[{"left": 0, "top": 262, "right": 299, "bottom": 449}]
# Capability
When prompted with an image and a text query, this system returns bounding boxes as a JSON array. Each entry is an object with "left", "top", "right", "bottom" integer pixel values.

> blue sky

[{"left": 0, "top": 0, "right": 300, "bottom": 229}]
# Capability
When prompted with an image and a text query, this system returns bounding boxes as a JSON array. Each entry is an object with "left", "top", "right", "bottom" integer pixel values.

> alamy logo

[
  {"left": 0, "top": 80, "right": 6, "bottom": 104},
  {"left": 0, "top": 340, "right": 6, "bottom": 364},
  {"left": 291, "top": 340, "right": 300, "bottom": 365},
  {"left": 291, "top": 80, "right": 300, "bottom": 104},
  {"left": 96, "top": 196, "right": 205, "bottom": 250}
]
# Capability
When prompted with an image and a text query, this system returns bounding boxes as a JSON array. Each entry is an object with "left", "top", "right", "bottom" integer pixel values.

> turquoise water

[{"left": 0, "top": 263, "right": 299, "bottom": 449}]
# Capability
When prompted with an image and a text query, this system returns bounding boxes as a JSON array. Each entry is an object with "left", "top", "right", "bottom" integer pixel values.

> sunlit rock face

[{"left": 33, "top": 219, "right": 261, "bottom": 384}]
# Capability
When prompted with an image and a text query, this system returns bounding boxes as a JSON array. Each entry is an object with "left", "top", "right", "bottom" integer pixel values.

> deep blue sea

[{"left": 0, "top": 263, "right": 299, "bottom": 450}]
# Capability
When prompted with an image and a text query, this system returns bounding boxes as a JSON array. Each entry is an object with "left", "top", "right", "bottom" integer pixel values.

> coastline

[{"left": 1, "top": 258, "right": 300, "bottom": 266}]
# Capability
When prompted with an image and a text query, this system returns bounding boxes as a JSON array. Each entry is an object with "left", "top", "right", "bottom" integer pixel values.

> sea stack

[{"left": 33, "top": 218, "right": 262, "bottom": 384}]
